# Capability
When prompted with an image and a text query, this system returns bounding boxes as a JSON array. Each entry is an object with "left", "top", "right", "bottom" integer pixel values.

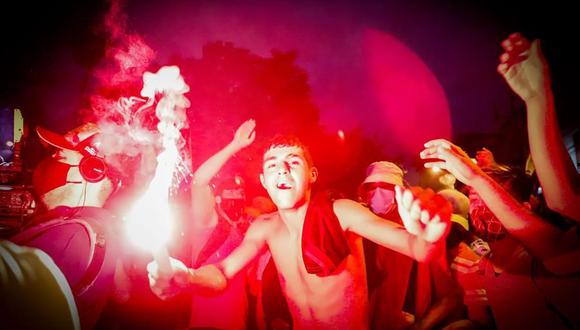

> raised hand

[
  {"left": 147, "top": 257, "right": 190, "bottom": 300},
  {"left": 395, "top": 186, "right": 451, "bottom": 243},
  {"left": 497, "top": 33, "right": 550, "bottom": 102},
  {"left": 475, "top": 147, "right": 496, "bottom": 169},
  {"left": 420, "top": 139, "right": 484, "bottom": 186},
  {"left": 232, "top": 119, "right": 256, "bottom": 150}
]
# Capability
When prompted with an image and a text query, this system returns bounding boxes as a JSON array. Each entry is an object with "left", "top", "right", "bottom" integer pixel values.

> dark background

[{"left": 1, "top": 0, "right": 577, "bottom": 193}]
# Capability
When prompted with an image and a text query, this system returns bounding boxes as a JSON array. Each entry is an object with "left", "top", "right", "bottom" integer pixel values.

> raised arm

[
  {"left": 498, "top": 33, "right": 580, "bottom": 221},
  {"left": 191, "top": 119, "right": 256, "bottom": 226},
  {"left": 420, "top": 139, "right": 579, "bottom": 273},
  {"left": 334, "top": 188, "right": 450, "bottom": 262},
  {"left": 147, "top": 216, "right": 269, "bottom": 299}
]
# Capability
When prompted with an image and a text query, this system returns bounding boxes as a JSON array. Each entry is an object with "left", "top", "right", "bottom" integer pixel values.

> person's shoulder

[
  {"left": 249, "top": 212, "right": 281, "bottom": 231},
  {"left": 252, "top": 211, "right": 281, "bottom": 225},
  {"left": 242, "top": 212, "right": 280, "bottom": 242}
]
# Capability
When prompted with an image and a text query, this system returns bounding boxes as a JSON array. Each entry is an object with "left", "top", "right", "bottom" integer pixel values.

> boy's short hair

[{"left": 262, "top": 135, "right": 314, "bottom": 168}]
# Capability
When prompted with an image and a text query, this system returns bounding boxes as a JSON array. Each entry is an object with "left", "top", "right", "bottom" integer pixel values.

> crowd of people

[{"left": 1, "top": 33, "right": 579, "bottom": 330}]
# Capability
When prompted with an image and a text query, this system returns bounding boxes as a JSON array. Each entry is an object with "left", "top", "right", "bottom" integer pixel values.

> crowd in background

[{"left": 1, "top": 33, "right": 579, "bottom": 330}]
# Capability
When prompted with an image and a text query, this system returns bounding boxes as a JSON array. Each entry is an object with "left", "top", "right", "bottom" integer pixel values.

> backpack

[{"left": 10, "top": 211, "right": 108, "bottom": 297}]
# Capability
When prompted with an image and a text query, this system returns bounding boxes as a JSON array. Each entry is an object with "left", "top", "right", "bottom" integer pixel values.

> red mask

[{"left": 32, "top": 157, "right": 80, "bottom": 196}]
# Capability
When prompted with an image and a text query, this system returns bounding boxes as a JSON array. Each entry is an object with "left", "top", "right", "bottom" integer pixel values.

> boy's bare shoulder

[
  {"left": 253, "top": 211, "right": 281, "bottom": 224},
  {"left": 248, "top": 211, "right": 282, "bottom": 232}
]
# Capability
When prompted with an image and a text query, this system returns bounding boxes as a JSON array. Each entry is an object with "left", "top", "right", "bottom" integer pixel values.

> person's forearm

[
  {"left": 363, "top": 222, "right": 441, "bottom": 262},
  {"left": 187, "top": 264, "right": 228, "bottom": 293},
  {"left": 409, "top": 237, "right": 442, "bottom": 263},
  {"left": 192, "top": 142, "right": 239, "bottom": 186},
  {"left": 526, "top": 91, "right": 580, "bottom": 221},
  {"left": 470, "top": 173, "right": 562, "bottom": 259}
]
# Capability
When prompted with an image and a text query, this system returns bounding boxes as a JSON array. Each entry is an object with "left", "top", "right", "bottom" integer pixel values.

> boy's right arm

[{"left": 147, "top": 216, "right": 269, "bottom": 299}]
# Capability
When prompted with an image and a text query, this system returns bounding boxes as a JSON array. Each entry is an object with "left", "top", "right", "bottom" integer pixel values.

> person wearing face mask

[
  {"left": 421, "top": 136, "right": 579, "bottom": 329},
  {"left": 8, "top": 122, "right": 128, "bottom": 330},
  {"left": 215, "top": 175, "right": 250, "bottom": 232},
  {"left": 186, "top": 119, "right": 256, "bottom": 330},
  {"left": 359, "top": 161, "right": 463, "bottom": 330},
  {"left": 359, "top": 162, "right": 403, "bottom": 217},
  {"left": 358, "top": 161, "right": 405, "bottom": 327}
]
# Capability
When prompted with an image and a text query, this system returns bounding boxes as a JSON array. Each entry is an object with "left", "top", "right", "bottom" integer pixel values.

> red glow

[
  {"left": 337, "top": 129, "right": 345, "bottom": 141},
  {"left": 363, "top": 29, "right": 452, "bottom": 157}
]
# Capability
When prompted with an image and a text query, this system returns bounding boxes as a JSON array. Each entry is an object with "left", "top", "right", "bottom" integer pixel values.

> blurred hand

[
  {"left": 395, "top": 186, "right": 451, "bottom": 243},
  {"left": 475, "top": 147, "right": 496, "bottom": 169},
  {"left": 232, "top": 119, "right": 256, "bottom": 150},
  {"left": 497, "top": 33, "right": 550, "bottom": 102},
  {"left": 420, "top": 139, "right": 484, "bottom": 186},
  {"left": 146, "top": 257, "right": 190, "bottom": 300}
]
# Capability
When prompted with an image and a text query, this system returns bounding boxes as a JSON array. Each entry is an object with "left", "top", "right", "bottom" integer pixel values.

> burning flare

[{"left": 125, "top": 66, "right": 189, "bottom": 266}]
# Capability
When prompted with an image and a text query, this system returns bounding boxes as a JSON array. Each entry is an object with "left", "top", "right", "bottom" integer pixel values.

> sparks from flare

[{"left": 125, "top": 66, "right": 190, "bottom": 265}]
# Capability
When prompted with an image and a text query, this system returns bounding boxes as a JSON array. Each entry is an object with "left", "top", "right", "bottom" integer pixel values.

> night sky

[{"left": 1, "top": 0, "right": 577, "bottom": 177}]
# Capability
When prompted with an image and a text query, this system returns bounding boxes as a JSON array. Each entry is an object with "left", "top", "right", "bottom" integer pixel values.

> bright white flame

[
  {"left": 125, "top": 66, "right": 189, "bottom": 253},
  {"left": 431, "top": 166, "right": 441, "bottom": 173},
  {"left": 337, "top": 129, "right": 345, "bottom": 141},
  {"left": 125, "top": 143, "right": 178, "bottom": 251}
]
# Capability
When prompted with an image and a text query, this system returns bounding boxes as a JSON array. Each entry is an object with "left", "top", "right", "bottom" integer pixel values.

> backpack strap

[{"left": 71, "top": 217, "right": 107, "bottom": 296}]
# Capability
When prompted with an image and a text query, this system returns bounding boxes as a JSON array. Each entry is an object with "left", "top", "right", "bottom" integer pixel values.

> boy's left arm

[{"left": 335, "top": 187, "right": 451, "bottom": 262}]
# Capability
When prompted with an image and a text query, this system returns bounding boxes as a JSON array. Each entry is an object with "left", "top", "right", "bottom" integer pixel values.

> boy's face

[{"left": 260, "top": 145, "right": 317, "bottom": 210}]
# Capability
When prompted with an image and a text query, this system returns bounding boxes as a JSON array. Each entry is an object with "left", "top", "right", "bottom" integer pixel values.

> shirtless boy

[{"left": 148, "top": 131, "right": 450, "bottom": 329}]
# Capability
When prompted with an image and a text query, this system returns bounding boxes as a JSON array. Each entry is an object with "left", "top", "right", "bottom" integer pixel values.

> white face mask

[{"left": 369, "top": 188, "right": 396, "bottom": 215}]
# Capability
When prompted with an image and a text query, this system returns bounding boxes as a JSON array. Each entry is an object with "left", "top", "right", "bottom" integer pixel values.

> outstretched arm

[
  {"left": 498, "top": 33, "right": 580, "bottom": 221},
  {"left": 334, "top": 188, "right": 450, "bottom": 262},
  {"left": 421, "top": 139, "right": 579, "bottom": 273},
  {"left": 147, "top": 257, "right": 227, "bottom": 300},
  {"left": 191, "top": 119, "right": 256, "bottom": 226},
  {"left": 147, "top": 216, "right": 269, "bottom": 299}
]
